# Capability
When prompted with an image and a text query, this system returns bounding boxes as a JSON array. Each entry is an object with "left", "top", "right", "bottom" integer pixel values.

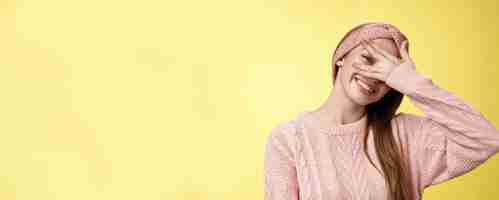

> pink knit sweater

[{"left": 263, "top": 65, "right": 499, "bottom": 200}]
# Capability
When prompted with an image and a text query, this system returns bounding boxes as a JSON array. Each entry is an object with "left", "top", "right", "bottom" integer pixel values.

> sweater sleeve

[
  {"left": 385, "top": 64, "right": 499, "bottom": 189},
  {"left": 263, "top": 121, "right": 300, "bottom": 200}
]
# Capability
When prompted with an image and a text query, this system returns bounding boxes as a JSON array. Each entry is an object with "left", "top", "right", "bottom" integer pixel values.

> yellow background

[{"left": 1, "top": 0, "right": 498, "bottom": 199}]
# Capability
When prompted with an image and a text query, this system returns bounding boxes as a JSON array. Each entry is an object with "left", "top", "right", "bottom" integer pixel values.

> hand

[{"left": 352, "top": 39, "right": 415, "bottom": 83}]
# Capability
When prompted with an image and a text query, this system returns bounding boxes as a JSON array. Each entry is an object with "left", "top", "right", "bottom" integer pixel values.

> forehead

[{"left": 351, "top": 38, "right": 400, "bottom": 58}]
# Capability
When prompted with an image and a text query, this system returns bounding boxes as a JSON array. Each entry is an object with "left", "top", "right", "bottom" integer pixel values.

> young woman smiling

[{"left": 264, "top": 22, "right": 499, "bottom": 200}]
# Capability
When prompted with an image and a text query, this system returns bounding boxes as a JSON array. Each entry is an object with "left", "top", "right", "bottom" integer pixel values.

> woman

[{"left": 263, "top": 22, "right": 499, "bottom": 200}]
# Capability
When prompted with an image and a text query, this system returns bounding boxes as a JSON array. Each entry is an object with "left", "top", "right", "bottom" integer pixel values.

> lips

[
  {"left": 353, "top": 74, "right": 377, "bottom": 94},
  {"left": 354, "top": 74, "right": 376, "bottom": 87}
]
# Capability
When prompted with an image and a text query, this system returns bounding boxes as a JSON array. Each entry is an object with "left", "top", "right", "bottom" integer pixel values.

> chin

[{"left": 352, "top": 95, "right": 376, "bottom": 106}]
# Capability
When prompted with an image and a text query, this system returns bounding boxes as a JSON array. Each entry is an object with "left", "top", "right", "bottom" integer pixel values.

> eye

[
  {"left": 360, "top": 54, "right": 371, "bottom": 61},
  {"left": 360, "top": 54, "right": 373, "bottom": 63}
]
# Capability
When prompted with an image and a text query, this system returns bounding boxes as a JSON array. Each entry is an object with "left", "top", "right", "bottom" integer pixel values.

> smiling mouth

[{"left": 353, "top": 75, "right": 376, "bottom": 95}]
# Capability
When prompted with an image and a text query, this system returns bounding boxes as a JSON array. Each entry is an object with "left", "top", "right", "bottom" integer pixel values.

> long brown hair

[{"left": 331, "top": 23, "right": 412, "bottom": 200}]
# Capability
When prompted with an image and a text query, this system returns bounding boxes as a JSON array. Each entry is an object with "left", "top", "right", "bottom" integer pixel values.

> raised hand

[{"left": 352, "top": 39, "right": 415, "bottom": 83}]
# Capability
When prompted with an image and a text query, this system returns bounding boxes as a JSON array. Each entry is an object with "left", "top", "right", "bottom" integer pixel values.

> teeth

[
  {"left": 355, "top": 78, "right": 372, "bottom": 90},
  {"left": 355, "top": 77, "right": 374, "bottom": 93}
]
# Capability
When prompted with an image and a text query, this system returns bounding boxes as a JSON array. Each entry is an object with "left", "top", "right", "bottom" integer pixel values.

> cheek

[{"left": 339, "top": 67, "right": 353, "bottom": 84}]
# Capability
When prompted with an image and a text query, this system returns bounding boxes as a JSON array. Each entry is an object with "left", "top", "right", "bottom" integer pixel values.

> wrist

[{"left": 385, "top": 63, "right": 429, "bottom": 95}]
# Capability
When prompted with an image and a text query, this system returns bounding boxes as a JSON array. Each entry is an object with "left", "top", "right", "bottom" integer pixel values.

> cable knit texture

[{"left": 263, "top": 65, "right": 499, "bottom": 200}]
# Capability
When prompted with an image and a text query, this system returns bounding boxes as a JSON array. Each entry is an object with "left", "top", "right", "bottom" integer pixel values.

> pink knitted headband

[{"left": 331, "top": 22, "right": 409, "bottom": 85}]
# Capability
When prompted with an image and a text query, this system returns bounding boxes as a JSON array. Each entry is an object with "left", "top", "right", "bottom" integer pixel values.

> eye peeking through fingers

[{"left": 360, "top": 54, "right": 374, "bottom": 64}]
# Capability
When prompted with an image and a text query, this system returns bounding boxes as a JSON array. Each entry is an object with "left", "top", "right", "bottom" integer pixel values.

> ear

[{"left": 336, "top": 59, "right": 344, "bottom": 67}]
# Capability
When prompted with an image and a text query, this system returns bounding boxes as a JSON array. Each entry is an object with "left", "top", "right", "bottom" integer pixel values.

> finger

[
  {"left": 365, "top": 39, "right": 399, "bottom": 63},
  {"left": 399, "top": 40, "right": 411, "bottom": 61},
  {"left": 360, "top": 40, "right": 384, "bottom": 61},
  {"left": 353, "top": 62, "right": 381, "bottom": 73},
  {"left": 356, "top": 68, "right": 383, "bottom": 81},
  {"left": 352, "top": 62, "right": 366, "bottom": 71}
]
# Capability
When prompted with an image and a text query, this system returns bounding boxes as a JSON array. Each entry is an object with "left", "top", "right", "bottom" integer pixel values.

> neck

[{"left": 313, "top": 85, "right": 366, "bottom": 125}]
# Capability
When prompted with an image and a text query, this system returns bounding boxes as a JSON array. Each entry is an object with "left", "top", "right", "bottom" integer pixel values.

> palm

[{"left": 353, "top": 39, "right": 415, "bottom": 82}]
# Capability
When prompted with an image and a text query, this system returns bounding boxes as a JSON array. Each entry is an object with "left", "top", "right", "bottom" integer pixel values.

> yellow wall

[{"left": 1, "top": 0, "right": 498, "bottom": 199}]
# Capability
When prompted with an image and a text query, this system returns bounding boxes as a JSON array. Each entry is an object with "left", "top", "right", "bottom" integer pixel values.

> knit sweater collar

[{"left": 299, "top": 110, "right": 368, "bottom": 135}]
